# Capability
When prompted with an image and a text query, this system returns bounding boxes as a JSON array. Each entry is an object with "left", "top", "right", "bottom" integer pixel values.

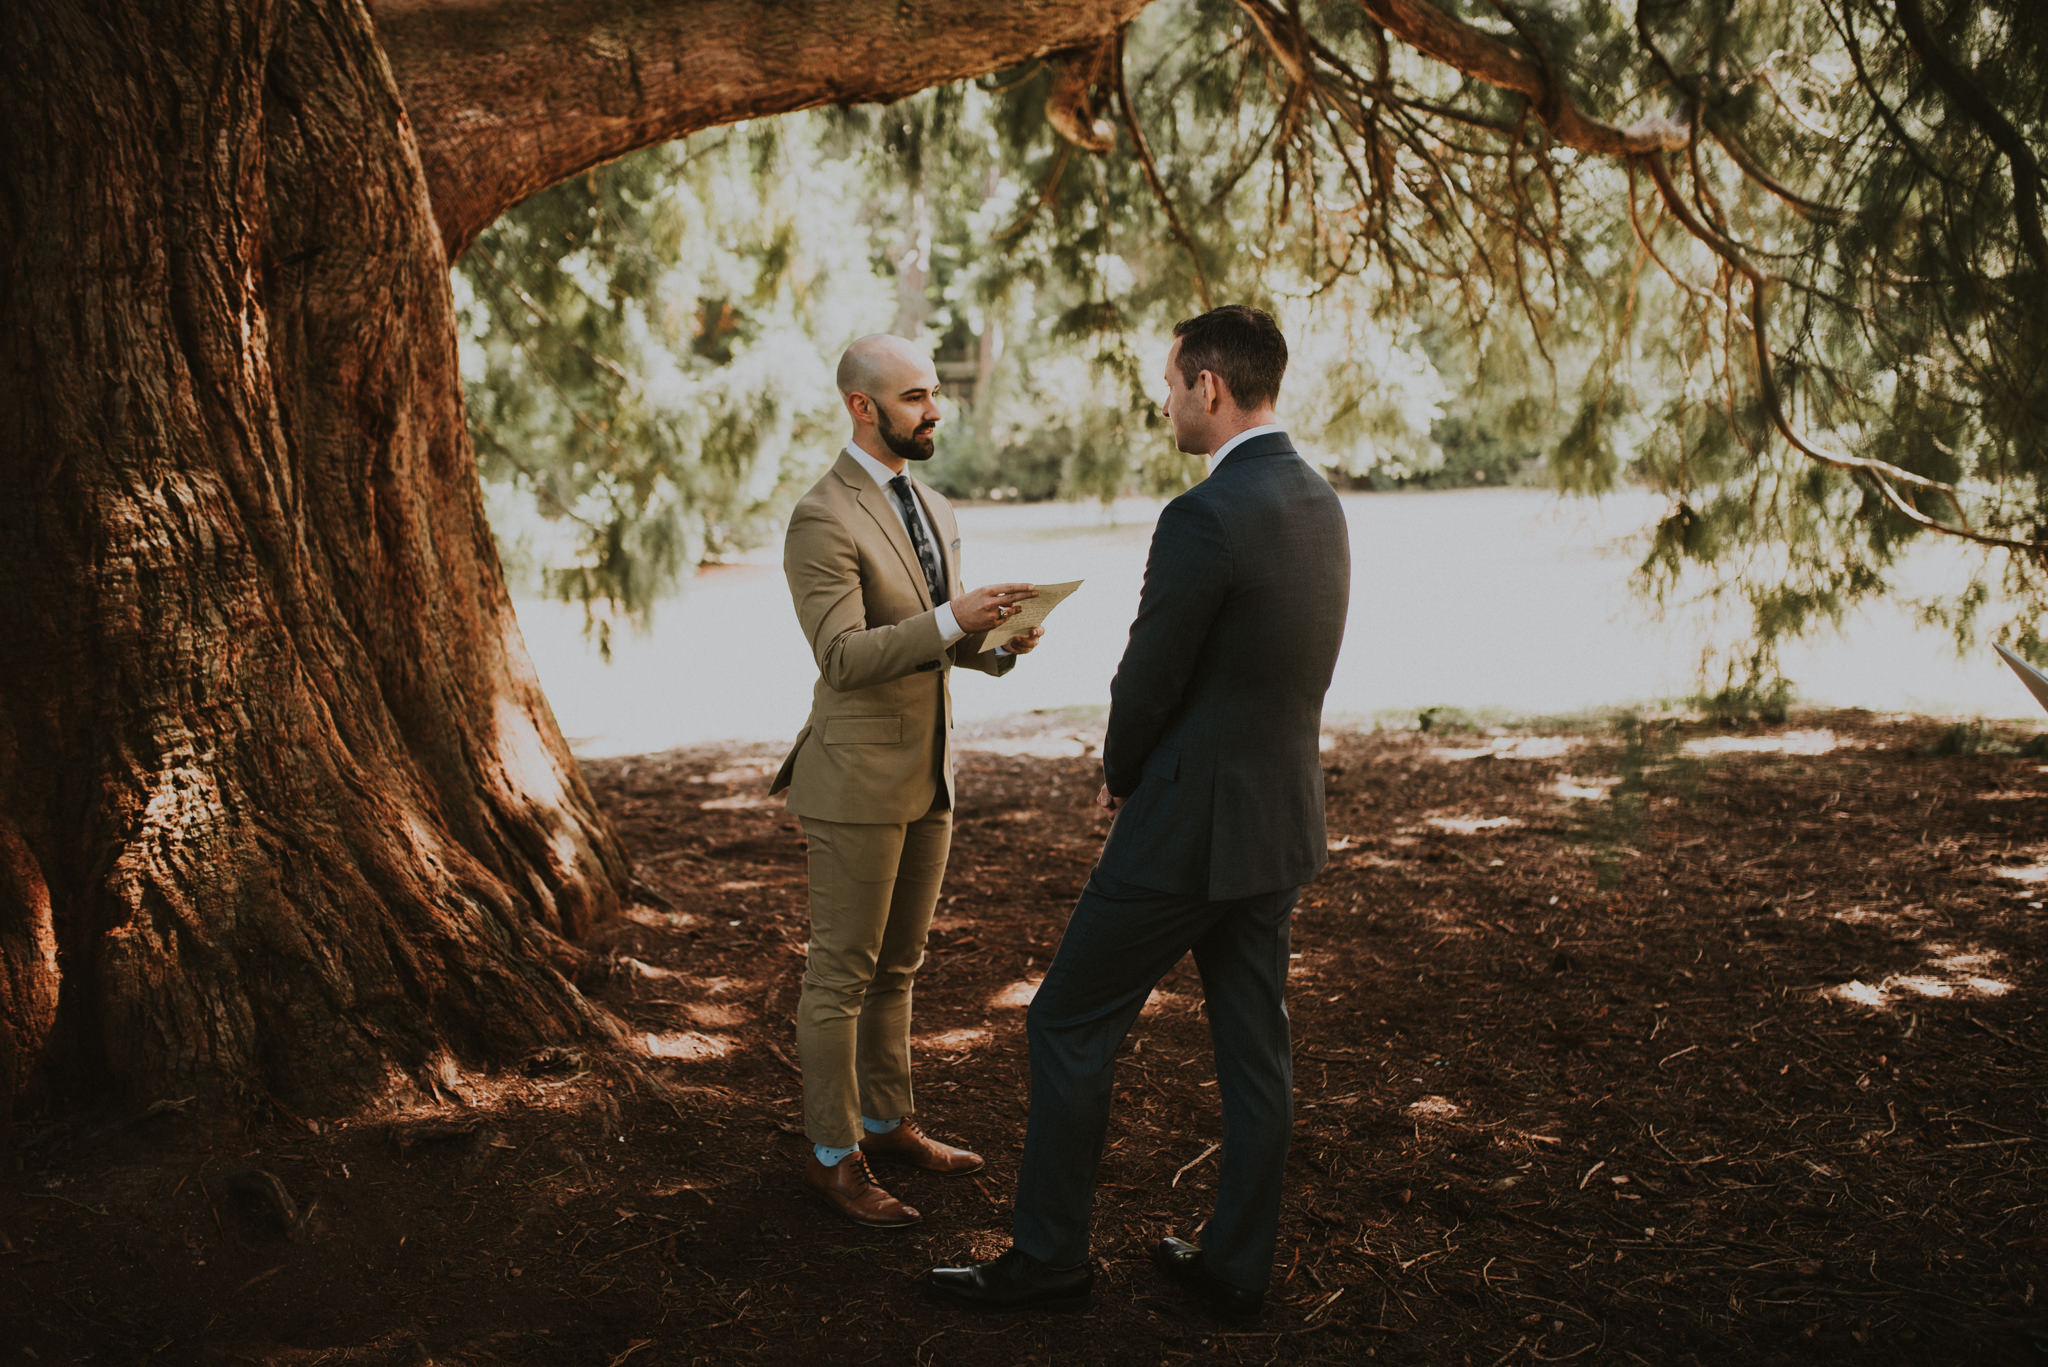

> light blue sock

[
  {"left": 814, "top": 1142, "right": 858, "bottom": 1167},
  {"left": 862, "top": 1115, "right": 903, "bottom": 1135}
]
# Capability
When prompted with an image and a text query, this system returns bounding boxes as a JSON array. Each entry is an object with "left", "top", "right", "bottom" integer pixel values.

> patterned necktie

[{"left": 888, "top": 474, "right": 949, "bottom": 606}]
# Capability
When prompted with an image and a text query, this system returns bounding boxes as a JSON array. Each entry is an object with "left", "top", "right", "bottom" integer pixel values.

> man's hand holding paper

[{"left": 980, "top": 580, "right": 1083, "bottom": 652}]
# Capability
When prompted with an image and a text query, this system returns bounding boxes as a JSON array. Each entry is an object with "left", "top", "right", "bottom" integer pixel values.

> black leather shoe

[
  {"left": 1152, "top": 1236, "right": 1264, "bottom": 1320},
  {"left": 927, "top": 1246, "right": 1094, "bottom": 1312}
]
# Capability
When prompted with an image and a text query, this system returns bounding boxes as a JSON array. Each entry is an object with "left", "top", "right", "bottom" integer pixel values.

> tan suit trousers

[{"left": 796, "top": 800, "right": 953, "bottom": 1148}]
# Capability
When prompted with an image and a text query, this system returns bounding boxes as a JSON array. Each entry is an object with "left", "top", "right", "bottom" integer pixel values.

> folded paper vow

[{"left": 982, "top": 580, "right": 1083, "bottom": 652}]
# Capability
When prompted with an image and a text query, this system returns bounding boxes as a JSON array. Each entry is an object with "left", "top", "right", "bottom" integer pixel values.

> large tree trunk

[
  {"left": 0, "top": 0, "right": 1150, "bottom": 1117},
  {"left": 0, "top": 0, "right": 629, "bottom": 1116}
]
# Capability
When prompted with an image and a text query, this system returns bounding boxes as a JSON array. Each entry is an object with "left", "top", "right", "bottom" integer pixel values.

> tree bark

[
  {"left": 1, "top": 0, "right": 633, "bottom": 1116},
  {"left": 373, "top": 0, "right": 1157, "bottom": 258},
  {"left": 0, "top": 0, "right": 1153, "bottom": 1117}
]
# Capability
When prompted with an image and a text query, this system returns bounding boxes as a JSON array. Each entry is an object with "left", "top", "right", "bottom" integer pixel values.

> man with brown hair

[{"left": 930, "top": 305, "right": 1350, "bottom": 1317}]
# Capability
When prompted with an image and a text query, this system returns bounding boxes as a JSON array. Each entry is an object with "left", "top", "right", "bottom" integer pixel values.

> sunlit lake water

[{"left": 514, "top": 487, "right": 2043, "bottom": 759}]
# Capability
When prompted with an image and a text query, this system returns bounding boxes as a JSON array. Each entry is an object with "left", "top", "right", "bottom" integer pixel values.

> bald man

[{"left": 770, "top": 335, "right": 1042, "bottom": 1228}]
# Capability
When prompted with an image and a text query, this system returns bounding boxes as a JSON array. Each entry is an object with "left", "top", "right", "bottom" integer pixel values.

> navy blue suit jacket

[{"left": 1095, "top": 431, "right": 1351, "bottom": 900}]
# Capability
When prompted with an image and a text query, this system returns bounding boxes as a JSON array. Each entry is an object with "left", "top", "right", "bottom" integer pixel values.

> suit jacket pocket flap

[{"left": 823, "top": 715, "right": 902, "bottom": 746}]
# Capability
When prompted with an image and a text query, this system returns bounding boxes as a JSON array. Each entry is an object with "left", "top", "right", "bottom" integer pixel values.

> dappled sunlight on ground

[
  {"left": 1927, "top": 947, "right": 2014, "bottom": 996},
  {"left": 1993, "top": 860, "right": 2048, "bottom": 884},
  {"left": 962, "top": 734, "right": 1097, "bottom": 759},
  {"left": 988, "top": 978, "right": 1039, "bottom": 1010},
  {"left": 372, "top": 1054, "right": 599, "bottom": 1119},
  {"left": 1405, "top": 1095, "right": 1465, "bottom": 1123},
  {"left": 14, "top": 713, "right": 2048, "bottom": 1366},
  {"left": 1829, "top": 943, "right": 2012, "bottom": 1008},
  {"left": 1682, "top": 728, "right": 1843, "bottom": 758},
  {"left": 639, "top": 1031, "right": 737, "bottom": 1061},
  {"left": 1430, "top": 744, "right": 1501, "bottom": 762},
  {"left": 623, "top": 905, "right": 704, "bottom": 930},
  {"left": 701, "top": 762, "right": 779, "bottom": 784},
  {"left": 699, "top": 792, "right": 777, "bottom": 811},
  {"left": 1550, "top": 775, "right": 1620, "bottom": 801},
  {"left": 1830, "top": 901, "right": 1942, "bottom": 926},
  {"left": 1417, "top": 904, "right": 1479, "bottom": 931},
  {"left": 1420, "top": 814, "right": 1524, "bottom": 834},
  {"left": 677, "top": 1003, "right": 749, "bottom": 1029},
  {"left": 912, "top": 1028, "right": 990, "bottom": 1053},
  {"left": 1432, "top": 736, "right": 1584, "bottom": 763},
  {"left": 685, "top": 975, "right": 760, "bottom": 997}
]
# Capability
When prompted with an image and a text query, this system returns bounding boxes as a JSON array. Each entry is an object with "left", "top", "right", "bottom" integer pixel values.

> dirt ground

[{"left": 5, "top": 709, "right": 2047, "bottom": 1366}]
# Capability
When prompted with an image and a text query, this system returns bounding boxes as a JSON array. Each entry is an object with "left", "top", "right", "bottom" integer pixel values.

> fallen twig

[{"left": 1171, "top": 1141, "right": 1221, "bottom": 1187}]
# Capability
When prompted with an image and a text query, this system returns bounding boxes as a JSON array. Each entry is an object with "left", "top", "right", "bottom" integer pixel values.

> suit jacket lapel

[{"left": 833, "top": 451, "right": 933, "bottom": 610}]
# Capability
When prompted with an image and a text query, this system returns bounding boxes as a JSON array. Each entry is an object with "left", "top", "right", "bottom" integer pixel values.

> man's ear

[
  {"left": 845, "top": 391, "right": 871, "bottom": 424},
  {"left": 1199, "top": 369, "right": 1225, "bottom": 413}
]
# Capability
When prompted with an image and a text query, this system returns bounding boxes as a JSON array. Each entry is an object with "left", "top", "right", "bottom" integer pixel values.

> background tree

[
  {"left": 1117, "top": 0, "right": 2048, "bottom": 685},
  {"left": 462, "top": 12, "right": 1537, "bottom": 637},
  {"left": 1036, "top": 0, "right": 2048, "bottom": 687},
  {"left": 479, "top": 1, "right": 2048, "bottom": 702}
]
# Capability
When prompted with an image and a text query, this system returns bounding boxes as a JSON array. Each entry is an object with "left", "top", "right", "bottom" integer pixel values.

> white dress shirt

[
  {"left": 1206, "top": 423, "right": 1285, "bottom": 477},
  {"left": 843, "top": 442, "right": 965, "bottom": 645}
]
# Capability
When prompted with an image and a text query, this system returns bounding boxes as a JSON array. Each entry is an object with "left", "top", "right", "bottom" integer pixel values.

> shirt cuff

[{"left": 934, "top": 601, "right": 966, "bottom": 646}]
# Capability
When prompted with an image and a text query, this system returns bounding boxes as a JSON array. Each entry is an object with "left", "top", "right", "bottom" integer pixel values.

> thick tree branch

[
  {"left": 1044, "top": 38, "right": 1119, "bottom": 153},
  {"left": 1641, "top": 154, "right": 2048, "bottom": 556},
  {"left": 372, "top": 0, "right": 1156, "bottom": 258},
  {"left": 1890, "top": 0, "right": 2048, "bottom": 278},
  {"left": 1355, "top": 0, "right": 1687, "bottom": 156}
]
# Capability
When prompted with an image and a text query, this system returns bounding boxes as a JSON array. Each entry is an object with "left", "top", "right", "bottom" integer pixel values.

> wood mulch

[{"left": 4, "top": 709, "right": 2046, "bottom": 1365}]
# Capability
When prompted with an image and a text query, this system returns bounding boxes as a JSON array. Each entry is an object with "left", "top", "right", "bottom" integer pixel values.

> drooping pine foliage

[
  {"left": 459, "top": 0, "right": 2048, "bottom": 685},
  {"left": 455, "top": 127, "right": 894, "bottom": 654}
]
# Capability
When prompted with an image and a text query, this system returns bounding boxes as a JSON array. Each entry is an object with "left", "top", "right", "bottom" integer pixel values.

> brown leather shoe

[
  {"left": 804, "top": 1152, "right": 921, "bottom": 1227},
  {"left": 859, "top": 1119, "right": 985, "bottom": 1175}
]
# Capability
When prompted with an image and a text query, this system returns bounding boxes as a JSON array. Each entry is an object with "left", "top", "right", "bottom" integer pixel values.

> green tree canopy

[{"left": 462, "top": 0, "right": 2048, "bottom": 687}]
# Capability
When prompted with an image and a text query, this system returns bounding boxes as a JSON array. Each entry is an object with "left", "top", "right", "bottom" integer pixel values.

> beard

[{"left": 878, "top": 407, "right": 937, "bottom": 462}]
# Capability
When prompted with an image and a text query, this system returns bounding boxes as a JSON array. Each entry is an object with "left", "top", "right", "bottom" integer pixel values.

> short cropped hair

[{"left": 1172, "top": 305, "right": 1287, "bottom": 410}]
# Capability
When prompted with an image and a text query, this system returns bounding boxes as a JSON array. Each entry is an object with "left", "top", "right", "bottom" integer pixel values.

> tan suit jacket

[{"left": 771, "top": 452, "right": 1012, "bottom": 824}]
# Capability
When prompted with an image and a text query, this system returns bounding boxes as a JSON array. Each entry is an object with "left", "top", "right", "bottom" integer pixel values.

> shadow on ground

[{"left": 5, "top": 711, "right": 2046, "bottom": 1365}]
